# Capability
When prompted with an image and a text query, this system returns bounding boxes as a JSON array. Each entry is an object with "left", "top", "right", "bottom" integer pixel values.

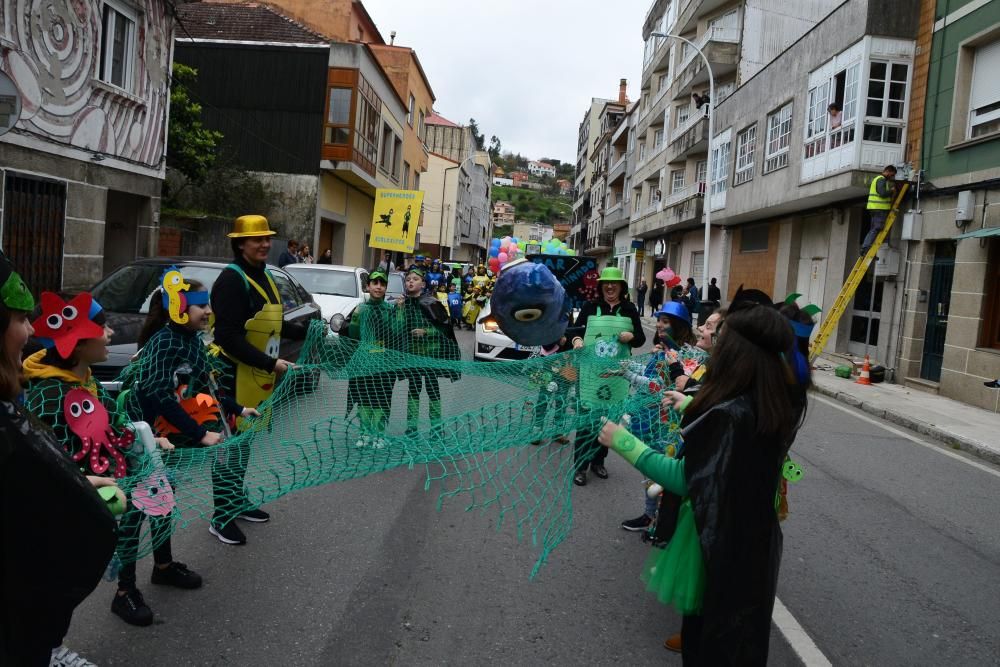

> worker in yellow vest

[{"left": 861, "top": 164, "right": 897, "bottom": 254}]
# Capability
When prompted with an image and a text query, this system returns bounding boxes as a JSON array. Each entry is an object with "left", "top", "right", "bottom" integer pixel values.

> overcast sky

[{"left": 362, "top": 1, "right": 650, "bottom": 164}]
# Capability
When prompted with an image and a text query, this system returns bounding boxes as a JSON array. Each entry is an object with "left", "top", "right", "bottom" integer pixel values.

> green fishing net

[{"left": 96, "top": 303, "right": 690, "bottom": 577}]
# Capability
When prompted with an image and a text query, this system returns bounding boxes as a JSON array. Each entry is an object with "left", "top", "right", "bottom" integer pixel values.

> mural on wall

[{"left": 0, "top": 0, "right": 170, "bottom": 168}]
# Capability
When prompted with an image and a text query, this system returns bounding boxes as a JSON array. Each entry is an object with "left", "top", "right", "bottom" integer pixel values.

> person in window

[
  {"left": 692, "top": 92, "right": 710, "bottom": 110},
  {"left": 828, "top": 103, "right": 842, "bottom": 130}
]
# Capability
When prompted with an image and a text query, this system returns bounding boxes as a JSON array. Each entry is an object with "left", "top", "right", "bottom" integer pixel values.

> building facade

[
  {"left": 569, "top": 97, "right": 613, "bottom": 253},
  {"left": 492, "top": 201, "right": 515, "bottom": 226},
  {"left": 1, "top": 0, "right": 177, "bottom": 291},
  {"left": 527, "top": 161, "right": 556, "bottom": 178}
]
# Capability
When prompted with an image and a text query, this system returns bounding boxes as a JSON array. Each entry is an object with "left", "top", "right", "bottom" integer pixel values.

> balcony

[
  {"left": 603, "top": 202, "right": 629, "bottom": 232},
  {"left": 630, "top": 186, "right": 704, "bottom": 237},
  {"left": 585, "top": 230, "right": 614, "bottom": 255},
  {"left": 669, "top": 114, "right": 708, "bottom": 161},
  {"left": 608, "top": 154, "right": 627, "bottom": 185},
  {"left": 673, "top": 29, "right": 740, "bottom": 99}
]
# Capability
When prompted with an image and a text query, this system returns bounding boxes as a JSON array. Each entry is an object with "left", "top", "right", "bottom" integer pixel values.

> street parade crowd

[{"left": 1, "top": 213, "right": 818, "bottom": 666}]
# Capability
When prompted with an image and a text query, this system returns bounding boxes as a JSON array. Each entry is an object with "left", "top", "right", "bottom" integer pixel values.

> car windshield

[
  {"left": 285, "top": 267, "right": 358, "bottom": 297},
  {"left": 92, "top": 264, "right": 223, "bottom": 314}
]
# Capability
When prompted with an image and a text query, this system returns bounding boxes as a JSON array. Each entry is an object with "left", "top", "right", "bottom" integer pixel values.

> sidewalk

[{"left": 811, "top": 362, "right": 1000, "bottom": 466}]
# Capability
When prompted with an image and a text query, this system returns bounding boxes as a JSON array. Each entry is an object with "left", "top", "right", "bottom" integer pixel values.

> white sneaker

[
  {"left": 373, "top": 437, "right": 387, "bottom": 450},
  {"left": 51, "top": 646, "right": 98, "bottom": 667},
  {"left": 355, "top": 436, "right": 370, "bottom": 448}
]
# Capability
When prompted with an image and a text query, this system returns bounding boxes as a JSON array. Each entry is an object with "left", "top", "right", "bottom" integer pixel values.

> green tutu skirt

[{"left": 640, "top": 498, "right": 706, "bottom": 615}]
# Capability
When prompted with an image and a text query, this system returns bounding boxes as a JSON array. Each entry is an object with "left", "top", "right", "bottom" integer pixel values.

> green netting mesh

[{"left": 94, "top": 300, "right": 697, "bottom": 577}]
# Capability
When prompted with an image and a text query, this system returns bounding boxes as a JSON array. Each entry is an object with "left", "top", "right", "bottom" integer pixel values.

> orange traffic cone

[{"left": 856, "top": 354, "right": 872, "bottom": 386}]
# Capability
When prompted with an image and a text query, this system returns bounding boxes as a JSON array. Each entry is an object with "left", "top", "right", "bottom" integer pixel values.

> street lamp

[
  {"left": 650, "top": 31, "right": 714, "bottom": 308},
  {"left": 441, "top": 153, "right": 484, "bottom": 261}
]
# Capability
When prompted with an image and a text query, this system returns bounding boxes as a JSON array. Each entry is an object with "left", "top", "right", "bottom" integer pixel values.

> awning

[{"left": 955, "top": 226, "right": 1000, "bottom": 240}]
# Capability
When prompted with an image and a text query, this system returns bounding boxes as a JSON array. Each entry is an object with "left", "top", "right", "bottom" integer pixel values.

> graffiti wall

[{"left": 0, "top": 0, "right": 171, "bottom": 168}]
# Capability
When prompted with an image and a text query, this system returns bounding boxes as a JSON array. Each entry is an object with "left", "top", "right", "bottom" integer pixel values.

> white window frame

[
  {"left": 862, "top": 60, "right": 909, "bottom": 145},
  {"left": 99, "top": 0, "right": 138, "bottom": 92},
  {"left": 695, "top": 160, "right": 707, "bottom": 188},
  {"left": 764, "top": 102, "right": 793, "bottom": 173},
  {"left": 671, "top": 169, "right": 685, "bottom": 193},
  {"left": 734, "top": 124, "right": 756, "bottom": 185},
  {"left": 677, "top": 102, "right": 690, "bottom": 126},
  {"left": 407, "top": 94, "right": 415, "bottom": 126},
  {"left": 968, "top": 38, "right": 1000, "bottom": 139},
  {"left": 710, "top": 138, "right": 731, "bottom": 196}
]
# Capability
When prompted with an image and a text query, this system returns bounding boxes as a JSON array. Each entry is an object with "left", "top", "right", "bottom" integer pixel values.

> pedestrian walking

[
  {"left": 598, "top": 302, "right": 809, "bottom": 664},
  {"left": 570, "top": 267, "right": 646, "bottom": 486},
  {"left": 649, "top": 279, "right": 664, "bottom": 314},
  {"left": 636, "top": 279, "right": 648, "bottom": 316}
]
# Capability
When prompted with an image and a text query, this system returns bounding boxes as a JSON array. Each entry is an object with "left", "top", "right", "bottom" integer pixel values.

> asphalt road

[{"left": 62, "top": 326, "right": 1000, "bottom": 665}]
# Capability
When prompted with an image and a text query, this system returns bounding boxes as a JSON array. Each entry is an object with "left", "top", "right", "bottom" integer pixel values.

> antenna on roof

[{"left": 390, "top": 30, "right": 396, "bottom": 45}]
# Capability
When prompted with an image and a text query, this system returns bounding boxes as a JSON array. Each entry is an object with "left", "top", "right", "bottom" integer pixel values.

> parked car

[
  {"left": 284, "top": 264, "right": 404, "bottom": 326},
  {"left": 80, "top": 258, "right": 321, "bottom": 389},
  {"left": 474, "top": 302, "right": 542, "bottom": 361}
]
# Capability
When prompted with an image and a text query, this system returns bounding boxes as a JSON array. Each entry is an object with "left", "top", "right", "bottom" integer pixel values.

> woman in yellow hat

[{"left": 208, "top": 215, "right": 307, "bottom": 546}]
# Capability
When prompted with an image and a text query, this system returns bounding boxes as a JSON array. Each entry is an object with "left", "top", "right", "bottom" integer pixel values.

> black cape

[
  {"left": 1, "top": 399, "right": 117, "bottom": 664},
  {"left": 680, "top": 396, "right": 791, "bottom": 665}
]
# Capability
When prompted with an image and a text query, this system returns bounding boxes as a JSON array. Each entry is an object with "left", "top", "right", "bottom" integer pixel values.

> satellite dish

[{"left": 0, "top": 70, "right": 23, "bottom": 138}]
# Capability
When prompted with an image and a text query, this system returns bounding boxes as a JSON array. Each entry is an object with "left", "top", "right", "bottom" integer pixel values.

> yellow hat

[{"left": 228, "top": 215, "right": 276, "bottom": 238}]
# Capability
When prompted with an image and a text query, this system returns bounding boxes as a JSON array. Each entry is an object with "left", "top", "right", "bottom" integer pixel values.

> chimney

[
  {"left": 390, "top": 30, "right": 396, "bottom": 45},
  {"left": 618, "top": 78, "right": 628, "bottom": 105}
]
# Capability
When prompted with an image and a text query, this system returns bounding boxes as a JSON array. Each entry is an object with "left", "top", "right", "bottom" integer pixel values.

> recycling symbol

[
  {"left": 596, "top": 385, "right": 613, "bottom": 401},
  {"left": 594, "top": 340, "right": 620, "bottom": 358}
]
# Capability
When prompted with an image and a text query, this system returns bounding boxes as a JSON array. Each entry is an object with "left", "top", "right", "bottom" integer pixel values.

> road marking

[
  {"left": 812, "top": 394, "right": 1000, "bottom": 480},
  {"left": 773, "top": 596, "right": 832, "bottom": 667}
]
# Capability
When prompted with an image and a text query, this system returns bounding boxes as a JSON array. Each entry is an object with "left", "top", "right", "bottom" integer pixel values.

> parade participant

[
  {"left": 0, "top": 253, "right": 119, "bottom": 665},
  {"left": 472, "top": 264, "right": 490, "bottom": 292},
  {"left": 447, "top": 284, "right": 464, "bottom": 327},
  {"left": 462, "top": 286, "right": 487, "bottom": 330},
  {"left": 570, "top": 266, "right": 646, "bottom": 486},
  {"left": 427, "top": 260, "right": 445, "bottom": 294},
  {"left": 463, "top": 266, "right": 476, "bottom": 292},
  {"left": 598, "top": 304, "right": 808, "bottom": 664},
  {"left": 449, "top": 265, "right": 464, "bottom": 293},
  {"left": 209, "top": 214, "right": 305, "bottom": 545},
  {"left": 652, "top": 301, "right": 696, "bottom": 351},
  {"left": 399, "top": 267, "right": 460, "bottom": 435},
  {"left": 343, "top": 269, "right": 396, "bottom": 448},
  {"left": 23, "top": 292, "right": 196, "bottom": 628}
]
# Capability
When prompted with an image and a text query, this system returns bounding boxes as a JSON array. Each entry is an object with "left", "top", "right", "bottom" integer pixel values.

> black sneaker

[
  {"left": 111, "top": 587, "right": 153, "bottom": 627},
  {"left": 237, "top": 508, "right": 270, "bottom": 523},
  {"left": 985, "top": 379, "right": 1000, "bottom": 388},
  {"left": 151, "top": 561, "right": 203, "bottom": 589},
  {"left": 209, "top": 520, "right": 247, "bottom": 545},
  {"left": 621, "top": 514, "right": 653, "bottom": 532},
  {"left": 573, "top": 470, "right": 587, "bottom": 486}
]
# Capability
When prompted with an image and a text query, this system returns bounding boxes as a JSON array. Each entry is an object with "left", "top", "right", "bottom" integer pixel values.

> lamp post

[
  {"left": 441, "top": 153, "right": 484, "bottom": 261},
  {"left": 650, "top": 31, "right": 714, "bottom": 310}
]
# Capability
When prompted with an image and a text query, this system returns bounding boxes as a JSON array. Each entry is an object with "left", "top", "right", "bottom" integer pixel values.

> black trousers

[
  {"left": 573, "top": 406, "right": 608, "bottom": 470},
  {"left": 212, "top": 441, "right": 250, "bottom": 524},
  {"left": 116, "top": 506, "right": 173, "bottom": 589}
]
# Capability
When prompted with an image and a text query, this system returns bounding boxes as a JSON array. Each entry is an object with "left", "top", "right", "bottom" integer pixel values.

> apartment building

[
  {"left": 493, "top": 201, "right": 516, "bottom": 226},
  {"left": 422, "top": 113, "right": 491, "bottom": 261},
  {"left": 891, "top": 0, "right": 1000, "bottom": 410},
  {"left": 569, "top": 97, "right": 613, "bottom": 252},
  {"left": 0, "top": 0, "right": 178, "bottom": 291},
  {"left": 630, "top": 0, "right": 841, "bottom": 292},
  {"left": 584, "top": 95, "right": 627, "bottom": 266},
  {"left": 528, "top": 161, "right": 557, "bottom": 178}
]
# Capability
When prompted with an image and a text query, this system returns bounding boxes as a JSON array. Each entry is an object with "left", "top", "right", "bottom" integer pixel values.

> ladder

[{"left": 808, "top": 182, "right": 910, "bottom": 362}]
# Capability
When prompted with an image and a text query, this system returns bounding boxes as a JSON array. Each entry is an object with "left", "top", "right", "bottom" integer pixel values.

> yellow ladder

[{"left": 808, "top": 182, "right": 909, "bottom": 362}]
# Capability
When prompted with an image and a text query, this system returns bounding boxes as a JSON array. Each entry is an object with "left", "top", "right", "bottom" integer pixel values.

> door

[
  {"left": 921, "top": 242, "right": 955, "bottom": 382},
  {"left": 2, "top": 172, "right": 66, "bottom": 294},
  {"left": 104, "top": 190, "right": 141, "bottom": 274}
]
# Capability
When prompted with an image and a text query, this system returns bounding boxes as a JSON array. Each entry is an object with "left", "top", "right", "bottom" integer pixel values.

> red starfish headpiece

[{"left": 32, "top": 292, "right": 106, "bottom": 359}]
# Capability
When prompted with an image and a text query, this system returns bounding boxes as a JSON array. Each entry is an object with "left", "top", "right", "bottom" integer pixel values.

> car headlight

[
  {"left": 329, "top": 313, "right": 345, "bottom": 332},
  {"left": 481, "top": 317, "right": 500, "bottom": 333}
]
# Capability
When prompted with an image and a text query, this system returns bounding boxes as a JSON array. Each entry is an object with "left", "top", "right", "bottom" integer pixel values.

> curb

[{"left": 811, "top": 383, "right": 1000, "bottom": 467}]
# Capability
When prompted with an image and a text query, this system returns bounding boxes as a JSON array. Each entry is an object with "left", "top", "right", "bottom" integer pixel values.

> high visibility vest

[{"left": 867, "top": 176, "right": 892, "bottom": 211}]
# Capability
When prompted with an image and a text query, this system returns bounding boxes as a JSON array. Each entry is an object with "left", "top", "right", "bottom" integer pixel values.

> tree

[
  {"left": 468, "top": 117, "right": 486, "bottom": 150},
  {"left": 167, "top": 63, "right": 223, "bottom": 185},
  {"left": 488, "top": 135, "right": 502, "bottom": 162}
]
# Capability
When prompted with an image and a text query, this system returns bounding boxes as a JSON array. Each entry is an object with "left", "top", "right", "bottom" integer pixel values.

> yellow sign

[
  {"left": 369, "top": 189, "right": 423, "bottom": 253},
  {"left": 635, "top": 250, "right": 645, "bottom": 261}
]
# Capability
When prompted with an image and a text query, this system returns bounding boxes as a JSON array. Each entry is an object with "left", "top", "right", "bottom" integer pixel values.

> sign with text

[{"left": 368, "top": 189, "right": 423, "bottom": 253}]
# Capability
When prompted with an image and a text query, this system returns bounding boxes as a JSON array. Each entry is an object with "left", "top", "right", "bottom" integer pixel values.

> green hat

[
  {"left": 0, "top": 252, "right": 34, "bottom": 311},
  {"left": 407, "top": 266, "right": 426, "bottom": 279},
  {"left": 369, "top": 269, "right": 388, "bottom": 283},
  {"left": 597, "top": 266, "right": 627, "bottom": 283}
]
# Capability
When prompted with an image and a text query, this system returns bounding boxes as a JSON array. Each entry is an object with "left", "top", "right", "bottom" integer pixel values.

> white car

[
  {"left": 283, "top": 265, "right": 405, "bottom": 324},
  {"left": 474, "top": 301, "right": 543, "bottom": 361}
]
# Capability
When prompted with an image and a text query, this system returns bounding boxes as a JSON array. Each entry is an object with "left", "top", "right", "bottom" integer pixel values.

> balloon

[
  {"left": 488, "top": 248, "right": 498, "bottom": 257},
  {"left": 498, "top": 252, "right": 509, "bottom": 263},
  {"left": 511, "top": 237, "right": 520, "bottom": 245},
  {"left": 491, "top": 238, "right": 501, "bottom": 246}
]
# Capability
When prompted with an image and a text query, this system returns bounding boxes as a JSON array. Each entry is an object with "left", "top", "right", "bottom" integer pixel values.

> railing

[
  {"left": 586, "top": 230, "right": 615, "bottom": 251},
  {"left": 671, "top": 105, "right": 708, "bottom": 144},
  {"left": 676, "top": 25, "right": 741, "bottom": 74}
]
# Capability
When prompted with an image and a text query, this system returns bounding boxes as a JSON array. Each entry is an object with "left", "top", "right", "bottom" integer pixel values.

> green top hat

[
  {"left": 597, "top": 266, "right": 627, "bottom": 283},
  {"left": 368, "top": 269, "right": 388, "bottom": 283},
  {"left": 0, "top": 252, "right": 34, "bottom": 311}
]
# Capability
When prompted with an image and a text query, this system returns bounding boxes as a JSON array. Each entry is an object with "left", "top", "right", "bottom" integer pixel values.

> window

[
  {"left": 407, "top": 94, "right": 415, "bottom": 126},
  {"left": 418, "top": 110, "right": 426, "bottom": 142},
  {"left": 638, "top": 142, "right": 646, "bottom": 162},
  {"left": 830, "top": 63, "right": 860, "bottom": 149},
  {"left": 379, "top": 122, "right": 394, "bottom": 172},
  {"left": 352, "top": 76, "right": 381, "bottom": 172},
  {"left": 804, "top": 81, "right": 829, "bottom": 158},
  {"left": 628, "top": 129, "right": 635, "bottom": 151},
  {"left": 734, "top": 125, "right": 756, "bottom": 185},
  {"left": 657, "top": 72, "right": 669, "bottom": 95},
  {"left": 968, "top": 39, "right": 1000, "bottom": 139},
  {"left": 671, "top": 169, "right": 685, "bottom": 193},
  {"left": 695, "top": 160, "right": 707, "bottom": 187},
  {"left": 99, "top": 0, "right": 137, "bottom": 91},
  {"left": 324, "top": 87, "right": 352, "bottom": 145},
  {"left": 866, "top": 62, "right": 908, "bottom": 119},
  {"left": 764, "top": 103, "right": 792, "bottom": 172},
  {"left": 654, "top": 127, "right": 665, "bottom": 147},
  {"left": 739, "top": 223, "right": 769, "bottom": 252},
  {"left": 392, "top": 135, "right": 402, "bottom": 180},
  {"left": 710, "top": 138, "right": 731, "bottom": 196},
  {"left": 677, "top": 102, "right": 690, "bottom": 126},
  {"left": 403, "top": 161, "right": 410, "bottom": 189}
]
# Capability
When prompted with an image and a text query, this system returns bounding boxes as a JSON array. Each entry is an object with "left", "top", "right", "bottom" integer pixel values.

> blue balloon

[
  {"left": 489, "top": 247, "right": 499, "bottom": 257},
  {"left": 491, "top": 238, "right": 502, "bottom": 247},
  {"left": 490, "top": 260, "right": 568, "bottom": 346},
  {"left": 511, "top": 237, "right": 520, "bottom": 245}
]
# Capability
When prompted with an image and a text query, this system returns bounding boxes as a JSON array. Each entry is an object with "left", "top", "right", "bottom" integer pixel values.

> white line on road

[
  {"left": 773, "top": 597, "right": 833, "bottom": 667},
  {"left": 812, "top": 394, "right": 1000, "bottom": 480}
]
